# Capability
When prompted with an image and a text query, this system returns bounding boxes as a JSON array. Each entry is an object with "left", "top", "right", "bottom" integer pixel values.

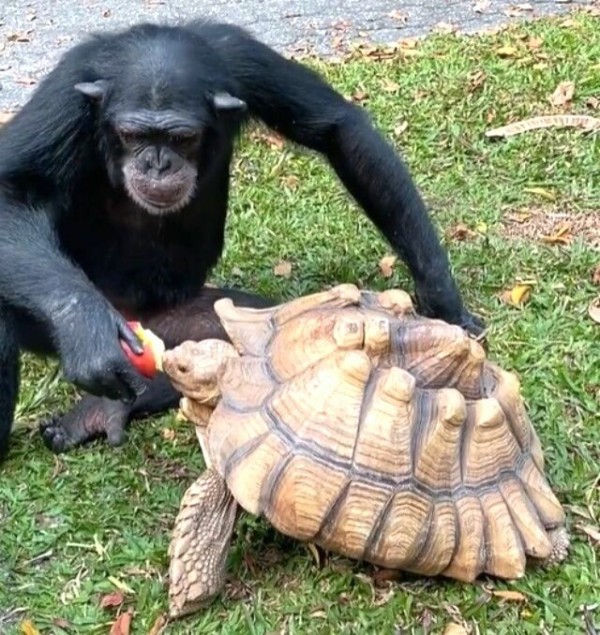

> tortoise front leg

[{"left": 168, "top": 468, "right": 239, "bottom": 618}]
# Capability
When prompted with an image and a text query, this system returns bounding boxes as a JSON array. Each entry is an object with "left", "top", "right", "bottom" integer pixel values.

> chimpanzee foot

[{"left": 39, "top": 395, "right": 131, "bottom": 454}]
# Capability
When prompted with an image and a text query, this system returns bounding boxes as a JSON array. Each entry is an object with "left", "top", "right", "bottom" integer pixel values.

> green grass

[{"left": 1, "top": 11, "right": 599, "bottom": 635}]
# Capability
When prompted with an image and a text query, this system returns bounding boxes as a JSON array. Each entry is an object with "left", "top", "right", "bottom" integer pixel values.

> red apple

[{"left": 120, "top": 321, "right": 165, "bottom": 378}]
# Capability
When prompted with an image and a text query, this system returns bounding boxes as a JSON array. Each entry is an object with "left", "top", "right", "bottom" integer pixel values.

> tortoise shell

[{"left": 164, "top": 284, "right": 567, "bottom": 583}]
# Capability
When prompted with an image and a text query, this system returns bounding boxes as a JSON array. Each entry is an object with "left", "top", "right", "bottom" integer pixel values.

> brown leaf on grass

[
  {"left": 523, "top": 186, "right": 556, "bottom": 201},
  {"left": 496, "top": 44, "right": 520, "bottom": 58},
  {"left": 526, "top": 35, "right": 543, "bottom": 50},
  {"left": 540, "top": 221, "right": 572, "bottom": 245},
  {"left": 444, "top": 624, "right": 469, "bottom": 635},
  {"left": 161, "top": 428, "right": 176, "bottom": 441},
  {"left": 100, "top": 591, "right": 125, "bottom": 609},
  {"left": 273, "top": 260, "right": 293, "bottom": 277},
  {"left": 500, "top": 283, "right": 533, "bottom": 307},
  {"left": 505, "top": 209, "right": 533, "bottom": 224},
  {"left": 147, "top": 613, "right": 168, "bottom": 635},
  {"left": 20, "top": 621, "right": 41, "bottom": 635},
  {"left": 380, "top": 79, "right": 400, "bottom": 93},
  {"left": 492, "top": 589, "right": 528, "bottom": 602},
  {"left": 446, "top": 224, "right": 477, "bottom": 242},
  {"left": 110, "top": 609, "right": 133, "bottom": 635},
  {"left": 393, "top": 120, "right": 408, "bottom": 137},
  {"left": 586, "top": 97, "right": 600, "bottom": 110},
  {"left": 351, "top": 89, "right": 369, "bottom": 104},
  {"left": 281, "top": 174, "right": 300, "bottom": 190},
  {"left": 468, "top": 70, "right": 486, "bottom": 92},
  {"left": 371, "top": 568, "right": 403, "bottom": 585},
  {"left": 549, "top": 81, "right": 575, "bottom": 108},
  {"left": 588, "top": 297, "right": 600, "bottom": 325},
  {"left": 591, "top": 265, "right": 600, "bottom": 286},
  {"left": 576, "top": 523, "right": 600, "bottom": 544},
  {"left": 379, "top": 255, "right": 397, "bottom": 278}
]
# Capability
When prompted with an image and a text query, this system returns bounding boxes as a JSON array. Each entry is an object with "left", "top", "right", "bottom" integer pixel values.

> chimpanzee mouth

[{"left": 123, "top": 167, "right": 197, "bottom": 215}]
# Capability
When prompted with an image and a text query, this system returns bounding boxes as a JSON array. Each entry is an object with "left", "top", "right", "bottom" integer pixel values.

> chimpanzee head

[{"left": 74, "top": 31, "right": 247, "bottom": 215}]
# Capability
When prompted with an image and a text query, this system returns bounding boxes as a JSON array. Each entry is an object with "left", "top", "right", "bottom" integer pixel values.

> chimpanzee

[{"left": 0, "top": 20, "right": 484, "bottom": 460}]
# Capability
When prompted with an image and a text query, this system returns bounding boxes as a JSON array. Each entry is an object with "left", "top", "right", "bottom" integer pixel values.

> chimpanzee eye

[{"left": 118, "top": 129, "right": 140, "bottom": 145}]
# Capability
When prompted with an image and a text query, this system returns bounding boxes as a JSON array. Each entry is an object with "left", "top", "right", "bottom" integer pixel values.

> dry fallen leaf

[
  {"left": 273, "top": 260, "right": 293, "bottom": 278},
  {"left": 161, "top": 428, "right": 176, "bottom": 441},
  {"left": 500, "top": 283, "right": 533, "bottom": 307},
  {"left": 541, "top": 221, "right": 572, "bottom": 245},
  {"left": 351, "top": 89, "right": 369, "bottom": 103},
  {"left": 281, "top": 174, "right": 300, "bottom": 190},
  {"left": 20, "top": 621, "right": 41, "bottom": 635},
  {"left": 444, "top": 624, "right": 469, "bottom": 635},
  {"left": 393, "top": 120, "right": 408, "bottom": 137},
  {"left": 492, "top": 589, "right": 528, "bottom": 602},
  {"left": 588, "top": 297, "right": 600, "bottom": 324},
  {"left": 371, "top": 568, "right": 403, "bottom": 584},
  {"left": 523, "top": 186, "right": 556, "bottom": 201},
  {"left": 468, "top": 70, "right": 486, "bottom": 92},
  {"left": 577, "top": 523, "right": 600, "bottom": 544},
  {"left": 591, "top": 264, "right": 600, "bottom": 285},
  {"left": 109, "top": 609, "right": 133, "bottom": 635},
  {"left": 147, "top": 613, "right": 168, "bottom": 635},
  {"left": 379, "top": 255, "right": 397, "bottom": 278},
  {"left": 380, "top": 79, "right": 400, "bottom": 93},
  {"left": 549, "top": 81, "right": 575, "bottom": 108},
  {"left": 505, "top": 209, "right": 533, "bottom": 224},
  {"left": 100, "top": 591, "right": 125, "bottom": 609},
  {"left": 447, "top": 224, "right": 477, "bottom": 242},
  {"left": 496, "top": 44, "right": 520, "bottom": 58},
  {"left": 526, "top": 35, "right": 543, "bottom": 50}
]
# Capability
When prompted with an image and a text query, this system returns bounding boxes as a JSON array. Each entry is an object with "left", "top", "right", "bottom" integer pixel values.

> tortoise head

[{"left": 162, "top": 339, "right": 239, "bottom": 412}]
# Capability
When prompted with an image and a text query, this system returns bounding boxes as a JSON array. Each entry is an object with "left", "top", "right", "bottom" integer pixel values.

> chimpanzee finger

[
  {"left": 116, "top": 317, "right": 144, "bottom": 355},
  {"left": 117, "top": 367, "right": 148, "bottom": 402}
]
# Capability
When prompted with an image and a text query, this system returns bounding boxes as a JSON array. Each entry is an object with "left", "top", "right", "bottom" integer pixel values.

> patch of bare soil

[{"left": 500, "top": 206, "right": 600, "bottom": 249}]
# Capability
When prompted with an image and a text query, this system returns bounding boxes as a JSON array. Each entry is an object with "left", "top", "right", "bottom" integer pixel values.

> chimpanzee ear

[
  {"left": 74, "top": 79, "right": 110, "bottom": 101},
  {"left": 212, "top": 92, "right": 247, "bottom": 117}
]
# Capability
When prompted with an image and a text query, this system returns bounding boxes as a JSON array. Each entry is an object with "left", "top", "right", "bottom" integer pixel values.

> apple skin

[{"left": 120, "top": 321, "right": 165, "bottom": 378}]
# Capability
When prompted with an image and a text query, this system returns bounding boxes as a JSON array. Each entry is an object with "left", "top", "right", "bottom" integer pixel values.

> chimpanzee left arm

[{"left": 195, "top": 22, "right": 483, "bottom": 334}]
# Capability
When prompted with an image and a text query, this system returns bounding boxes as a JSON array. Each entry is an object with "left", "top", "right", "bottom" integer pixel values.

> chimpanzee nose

[{"left": 140, "top": 148, "right": 171, "bottom": 175}]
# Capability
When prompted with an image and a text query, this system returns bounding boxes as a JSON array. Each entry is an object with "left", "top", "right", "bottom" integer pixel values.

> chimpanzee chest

[{"left": 58, "top": 197, "right": 224, "bottom": 311}]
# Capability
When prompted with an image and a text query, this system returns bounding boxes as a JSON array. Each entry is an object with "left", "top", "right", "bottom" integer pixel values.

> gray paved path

[{"left": 0, "top": 0, "right": 595, "bottom": 110}]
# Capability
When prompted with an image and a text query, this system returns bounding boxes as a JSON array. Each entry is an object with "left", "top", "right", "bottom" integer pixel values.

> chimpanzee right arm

[{"left": 0, "top": 198, "right": 146, "bottom": 402}]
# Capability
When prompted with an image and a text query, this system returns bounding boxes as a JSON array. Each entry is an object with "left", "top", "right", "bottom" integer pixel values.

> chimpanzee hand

[
  {"left": 55, "top": 298, "right": 148, "bottom": 403},
  {"left": 414, "top": 280, "right": 486, "bottom": 338}
]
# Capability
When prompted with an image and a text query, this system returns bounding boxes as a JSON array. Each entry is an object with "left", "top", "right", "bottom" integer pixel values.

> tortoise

[{"left": 160, "top": 283, "right": 569, "bottom": 618}]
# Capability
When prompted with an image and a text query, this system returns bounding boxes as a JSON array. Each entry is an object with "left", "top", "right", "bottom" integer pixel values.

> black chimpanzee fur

[{"left": 0, "top": 20, "right": 484, "bottom": 460}]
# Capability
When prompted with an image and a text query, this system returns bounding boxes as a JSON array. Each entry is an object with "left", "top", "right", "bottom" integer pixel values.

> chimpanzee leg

[
  {"left": 40, "top": 286, "right": 274, "bottom": 454},
  {"left": 0, "top": 304, "right": 21, "bottom": 460}
]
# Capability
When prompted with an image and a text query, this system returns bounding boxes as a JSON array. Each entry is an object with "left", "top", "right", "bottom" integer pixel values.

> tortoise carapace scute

[{"left": 163, "top": 284, "right": 569, "bottom": 617}]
